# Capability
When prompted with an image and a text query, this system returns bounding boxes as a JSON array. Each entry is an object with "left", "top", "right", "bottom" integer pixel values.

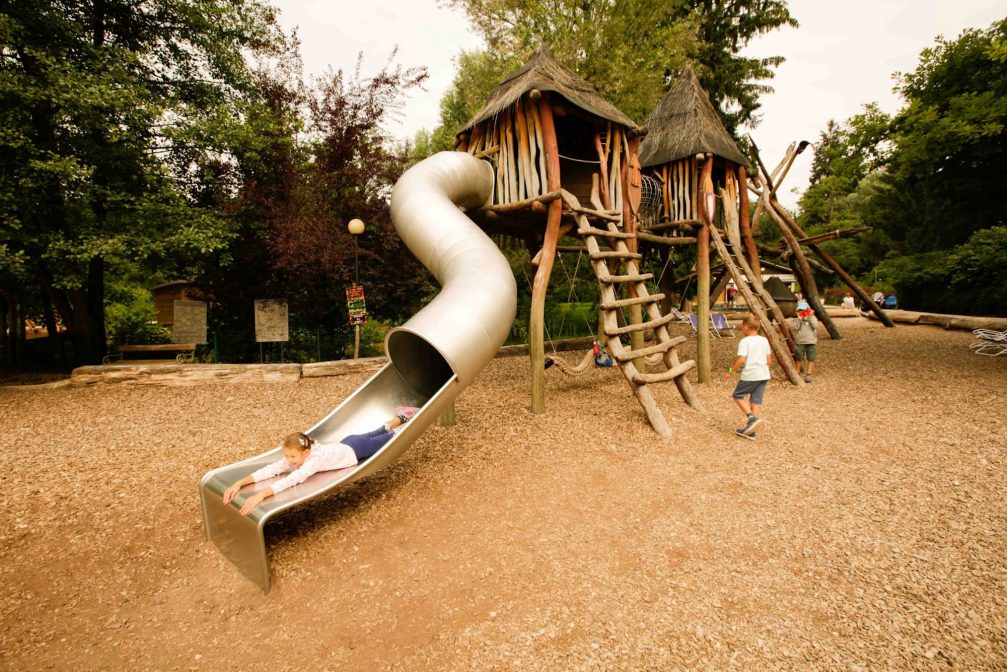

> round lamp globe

[{"left": 347, "top": 218, "right": 365, "bottom": 235}]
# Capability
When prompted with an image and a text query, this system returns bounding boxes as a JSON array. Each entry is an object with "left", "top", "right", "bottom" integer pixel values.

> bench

[{"left": 103, "top": 343, "right": 196, "bottom": 364}]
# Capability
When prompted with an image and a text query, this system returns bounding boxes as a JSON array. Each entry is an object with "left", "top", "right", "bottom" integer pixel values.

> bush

[{"left": 104, "top": 285, "right": 171, "bottom": 345}]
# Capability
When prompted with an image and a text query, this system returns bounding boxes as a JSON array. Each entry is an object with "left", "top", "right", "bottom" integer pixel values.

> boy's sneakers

[
  {"left": 740, "top": 415, "right": 762, "bottom": 436},
  {"left": 735, "top": 428, "right": 756, "bottom": 440},
  {"left": 804, "top": 374, "right": 813, "bottom": 383}
]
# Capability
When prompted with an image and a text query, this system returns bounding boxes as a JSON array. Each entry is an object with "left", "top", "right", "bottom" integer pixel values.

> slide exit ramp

[{"left": 200, "top": 152, "right": 516, "bottom": 591}]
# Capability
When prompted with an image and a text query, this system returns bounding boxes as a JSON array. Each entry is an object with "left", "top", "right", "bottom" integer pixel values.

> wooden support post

[
  {"left": 710, "top": 270, "right": 730, "bottom": 307},
  {"left": 530, "top": 93, "right": 563, "bottom": 414},
  {"left": 440, "top": 401, "right": 456, "bottom": 427},
  {"left": 708, "top": 225, "right": 804, "bottom": 387},
  {"left": 720, "top": 189, "right": 796, "bottom": 351},
  {"left": 737, "top": 165, "right": 762, "bottom": 290},
  {"left": 770, "top": 202, "right": 895, "bottom": 328},
  {"left": 624, "top": 136, "right": 645, "bottom": 372},
  {"left": 761, "top": 194, "right": 842, "bottom": 340},
  {"left": 696, "top": 155, "right": 713, "bottom": 383}
]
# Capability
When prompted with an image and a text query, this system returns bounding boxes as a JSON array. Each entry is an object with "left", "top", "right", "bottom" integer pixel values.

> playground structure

[{"left": 201, "top": 48, "right": 894, "bottom": 591}]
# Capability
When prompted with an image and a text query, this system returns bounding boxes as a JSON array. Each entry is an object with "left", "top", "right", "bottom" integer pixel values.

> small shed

[{"left": 150, "top": 281, "right": 205, "bottom": 326}]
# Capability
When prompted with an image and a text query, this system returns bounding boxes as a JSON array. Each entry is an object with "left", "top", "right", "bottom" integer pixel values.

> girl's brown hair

[{"left": 283, "top": 432, "right": 314, "bottom": 452}]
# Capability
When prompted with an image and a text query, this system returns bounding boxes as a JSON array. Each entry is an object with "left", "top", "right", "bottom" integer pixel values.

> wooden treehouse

[
  {"left": 638, "top": 66, "right": 807, "bottom": 386},
  {"left": 455, "top": 47, "right": 703, "bottom": 435},
  {"left": 637, "top": 67, "right": 893, "bottom": 386}
]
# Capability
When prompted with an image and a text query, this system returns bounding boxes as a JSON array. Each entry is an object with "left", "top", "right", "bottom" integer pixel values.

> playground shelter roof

[
  {"left": 459, "top": 46, "right": 640, "bottom": 134},
  {"left": 639, "top": 66, "right": 748, "bottom": 168}
]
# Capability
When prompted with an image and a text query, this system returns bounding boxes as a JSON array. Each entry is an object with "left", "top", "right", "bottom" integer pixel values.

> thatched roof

[
  {"left": 459, "top": 47, "right": 640, "bottom": 134},
  {"left": 639, "top": 67, "right": 748, "bottom": 168}
]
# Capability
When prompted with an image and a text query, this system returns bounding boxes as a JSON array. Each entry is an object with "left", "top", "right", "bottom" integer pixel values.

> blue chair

[{"left": 883, "top": 295, "right": 897, "bottom": 310}]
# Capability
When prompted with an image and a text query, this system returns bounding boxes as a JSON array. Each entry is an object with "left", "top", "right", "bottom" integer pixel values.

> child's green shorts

[{"left": 795, "top": 343, "right": 817, "bottom": 361}]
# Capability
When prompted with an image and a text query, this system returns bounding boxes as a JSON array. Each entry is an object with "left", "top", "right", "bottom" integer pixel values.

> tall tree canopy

[
  {"left": 0, "top": 0, "right": 282, "bottom": 363},
  {"left": 201, "top": 50, "right": 434, "bottom": 362},
  {"left": 798, "top": 18, "right": 1007, "bottom": 316},
  {"left": 425, "top": 0, "right": 796, "bottom": 150}
]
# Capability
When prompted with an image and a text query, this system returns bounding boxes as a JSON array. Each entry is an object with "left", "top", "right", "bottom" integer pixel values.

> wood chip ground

[{"left": 1, "top": 318, "right": 1004, "bottom": 670}]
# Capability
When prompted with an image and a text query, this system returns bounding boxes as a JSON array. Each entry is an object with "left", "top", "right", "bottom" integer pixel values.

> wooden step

[
  {"left": 600, "top": 293, "right": 665, "bottom": 310},
  {"left": 608, "top": 336, "right": 688, "bottom": 362},
  {"left": 578, "top": 227, "right": 635, "bottom": 239},
  {"left": 604, "top": 312, "right": 675, "bottom": 336},
  {"left": 590, "top": 250, "right": 642, "bottom": 260},
  {"left": 597, "top": 271, "right": 654, "bottom": 284},
  {"left": 629, "top": 359, "right": 696, "bottom": 384}
]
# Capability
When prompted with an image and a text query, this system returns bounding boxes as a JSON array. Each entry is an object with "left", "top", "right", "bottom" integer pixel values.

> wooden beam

[
  {"left": 797, "top": 226, "right": 869, "bottom": 246},
  {"left": 737, "top": 165, "right": 762, "bottom": 290},
  {"left": 637, "top": 231, "right": 698, "bottom": 246},
  {"left": 530, "top": 93, "right": 563, "bottom": 414},
  {"left": 481, "top": 191, "right": 561, "bottom": 214},
  {"left": 695, "top": 156, "right": 714, "bottom": 383},
  {"left": 708, "top": 225, "right": 804, "bottom": 387}
]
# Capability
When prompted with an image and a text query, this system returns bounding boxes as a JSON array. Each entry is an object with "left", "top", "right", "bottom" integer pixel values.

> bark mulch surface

[{"left": 1, "top": 318, "right": 1004, "bottom": 671}]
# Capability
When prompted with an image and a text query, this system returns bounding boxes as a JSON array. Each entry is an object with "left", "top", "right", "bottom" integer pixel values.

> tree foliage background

[
  {"left": 0, "top": 1, "right": 433, "bottom": 366},
  {"left": 799, "top": 18, "right": 1007, "bottom": 316},
  {"left": 412, "top": 0, "right": 796, "bottom": 157}
]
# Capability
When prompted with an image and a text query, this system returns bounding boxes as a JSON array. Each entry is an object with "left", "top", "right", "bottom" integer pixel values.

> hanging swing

[{"left": 523, "top": 249, "right": 612, "bottom": 375}]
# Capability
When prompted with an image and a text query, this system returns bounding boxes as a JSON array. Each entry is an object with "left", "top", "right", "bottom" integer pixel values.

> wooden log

[
  {"left": 530, "top": 222, "right": 575, "bottom": 266},
  {"left": 514, "top": 97, "right": 534, "bottom": 199},
  {"left": 481, "top": 191, "right": 562, "bottom": 214},
  {"left": 641, "top": 219, "right": 699, "bottom": 232},
  {"left": 594, "top": 130, "right": 612, "bottom": 209},
  {"left": 494, "top": 122, "right": 504, "bottom": 204},
  {"left": 695, "top": 156, "right": 713, "bottom": 383},
  {"left": 608, "top": 125, "right": 616, "bottom": 210},
  {"left": 720, "top": 187, "right": 796, "bottom": 351},
  {"left": 530, "top": 93, "right": 563, "bottom": 414},
  {"left": 707, "top": 225, "right": 804, "bottom": 386},
  {"left": 505, "top": 111, "right": 519, "bottom": 204},
  {"left": 737, "top": 165, "right": 761, "bottom": 289},
  {"left": 529, "top": 97, "right": 548, "bottom": 196},
  {"left": 636, "top": 232, "right": 698, "bottom": 245},
  {"left": 769, "top": 200, "right": 895, "bottom": 328},
  {"left": 521, "top": 97, "right": 541, "bottom": 196},
  {"left": 660, "top": 164, "right": 670, "bottom": 222},
  {"left": 797, "top": 227, "right": 869, "bottom": 245},
  {"left": 762, "top": 193, "right": 842, "bottom": 340}
]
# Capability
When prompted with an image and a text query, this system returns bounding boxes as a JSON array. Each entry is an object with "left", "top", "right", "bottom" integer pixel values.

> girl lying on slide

[{"left": 223, "top": 406, "right": 420, "bottom": 516}]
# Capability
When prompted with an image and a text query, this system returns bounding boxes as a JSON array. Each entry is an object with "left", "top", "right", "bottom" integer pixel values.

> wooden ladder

[{"left": 560, "top": 190, "right": 704, "bottom": 436}]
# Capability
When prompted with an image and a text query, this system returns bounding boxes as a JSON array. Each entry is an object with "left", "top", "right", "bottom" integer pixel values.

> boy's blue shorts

[{"left": 732, "top": 379, "right": 768, "bottom": 405}]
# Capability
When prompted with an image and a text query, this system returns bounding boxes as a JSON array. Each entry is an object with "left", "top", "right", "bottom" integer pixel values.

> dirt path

[{"left": 1, "top": 318, "right": 1004, "bottom": 671}]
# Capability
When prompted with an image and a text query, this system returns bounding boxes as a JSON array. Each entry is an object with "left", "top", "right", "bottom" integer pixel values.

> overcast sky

[{"left": 272, "top": 0, "right": 1005, "bottom": 209}]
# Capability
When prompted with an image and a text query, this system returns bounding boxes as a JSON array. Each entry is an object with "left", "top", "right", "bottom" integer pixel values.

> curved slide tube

[{"left": 199, "top": 152, "right": 516, "bottom": 591}]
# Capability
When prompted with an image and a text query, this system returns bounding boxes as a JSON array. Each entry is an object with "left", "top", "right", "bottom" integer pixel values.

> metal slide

[{"left": 200, "top": 152, "right": 516, "bottom": 592}]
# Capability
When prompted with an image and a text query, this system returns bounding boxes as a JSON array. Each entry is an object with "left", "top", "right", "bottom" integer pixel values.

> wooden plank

[
  {"left": 577, "top": 226, "right": 635, "bottom": 239},
  {"left": 604, "top": 312, "right": 675, "bottom": 336},
  {"left": 630, "top": 359, "right": 695, "bottom": 384},
  {"left": 600, "top": 293, "right": 664, "bottom": 310},
  {"left": 612, "top": 337, "right": 687, "bottom": 363},
  {"left": 596, "top": 271, "right": 654, "bottom": 284},
  {"left": 637, "top": 232, "right": 698, "bottom": 246},
  {"left": 590, "top": 250, "right": 642, "bottom": 260}
]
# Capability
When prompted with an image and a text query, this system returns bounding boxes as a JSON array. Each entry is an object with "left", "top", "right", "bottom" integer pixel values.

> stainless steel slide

[{"left": 199, "top": 152, "right": 516, "bottom": 591}]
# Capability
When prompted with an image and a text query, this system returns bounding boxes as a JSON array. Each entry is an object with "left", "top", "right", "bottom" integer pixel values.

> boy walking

[
  {"left": 792, "top": 300, "right": 818, "bottom": 383},
  {"left": 724, "top": 315, "right": 772, "bottom": 439}
]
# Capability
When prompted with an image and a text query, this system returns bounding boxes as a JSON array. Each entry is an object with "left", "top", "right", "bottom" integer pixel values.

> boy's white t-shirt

[{"left": 737, "top": 335, "right": 771, "bottom": 381}]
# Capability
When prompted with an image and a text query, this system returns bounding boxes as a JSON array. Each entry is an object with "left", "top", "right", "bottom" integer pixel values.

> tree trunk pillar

[
  {"left": 696, "top": 155, "right": 714, "bottom": 383},
  {"left": 530, "top": 93, "right": 563, "bottom": 414}
]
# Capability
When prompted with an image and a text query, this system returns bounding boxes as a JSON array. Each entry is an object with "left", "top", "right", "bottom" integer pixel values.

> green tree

[
  {"left": 0, "top": 0, "right": 281, "bottom": 363},
  {"left": 437, "top": 0, "right": 795, "bottom": 137},
  {"left": 797, "top": 18, "right": 1007, "bottom": 315}
]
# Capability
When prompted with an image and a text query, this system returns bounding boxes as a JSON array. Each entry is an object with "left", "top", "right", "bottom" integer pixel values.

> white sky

[{"left": 272, "top": 0, "right": 1005, "bottom": 209}]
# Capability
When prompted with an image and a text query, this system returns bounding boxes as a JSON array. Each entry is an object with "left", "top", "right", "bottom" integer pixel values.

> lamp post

[{"left": 348, "top": 218, "right": 365, "bottom": 359}]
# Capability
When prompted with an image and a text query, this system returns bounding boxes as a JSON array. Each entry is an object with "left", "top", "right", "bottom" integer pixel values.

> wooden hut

[
  {"left": 639, "top": 67, "right": 805, "bottom": 386},
  {"left": 456, "top": 47, "right": 703, "bottom": 435}
]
